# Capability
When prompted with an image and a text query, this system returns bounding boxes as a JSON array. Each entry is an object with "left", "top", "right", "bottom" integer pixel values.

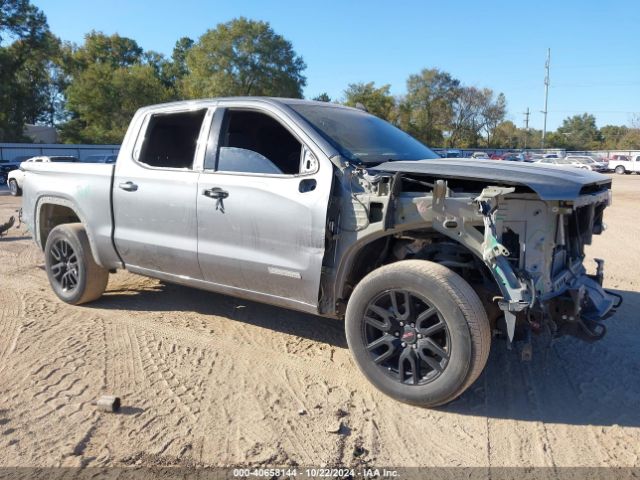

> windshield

[
  {"left": 575, "top": 157, "right": 595, "bottom": 164},
  {"left": 290, "top": 104, "right": 440, "bottom": 164}
]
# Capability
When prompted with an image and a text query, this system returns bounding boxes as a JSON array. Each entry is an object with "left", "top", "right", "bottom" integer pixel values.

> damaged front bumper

[
  {"left": 545, "top": 260, "right": 622, "bottom": 341},
  {"left": 428, "top": 179, "right": 618, "bottom": 343}
]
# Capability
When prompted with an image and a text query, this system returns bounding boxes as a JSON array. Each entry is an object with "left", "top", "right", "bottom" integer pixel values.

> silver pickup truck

[{"left": 21, "top": 98, "right": 619, "bottom": 407}]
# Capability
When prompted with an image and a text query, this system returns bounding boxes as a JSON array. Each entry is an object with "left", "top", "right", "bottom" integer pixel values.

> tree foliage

[
  {"left": 343, "top": 82, "right": 394, "bottom": 120},
  {"left": 62, "top": 63, "right": 171, "bottom": 143},
  {"left": 312, "top": 92, "right": 331, "bottom": 102},
  {"left": 1, "top": 3, "right": 638, "bottom": 150},
  {"left": 0, "top": 0, "right": 47, "bottom": 44},
  {"left": 0, "top": 0, "right": 59, "bottom": 141},
  {"left": 182, "top": 17, "right": 306, "bottom": 98},
  {"left": 59, "top": 32, "right": 173, "bottom": 143},
  {"left": 397, "top": 68, "right": 460, "bottom": 145},
  {"left": 555, "top": 113, "right": 602, "bottom": 150}
]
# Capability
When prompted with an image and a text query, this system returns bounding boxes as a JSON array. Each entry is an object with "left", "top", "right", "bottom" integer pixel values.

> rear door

[
  {"left": 113, "top": 107, "right": 209, "bottom": 279},
  {"left": 196, "top": 105, "right": 333, "bottom": 308}
]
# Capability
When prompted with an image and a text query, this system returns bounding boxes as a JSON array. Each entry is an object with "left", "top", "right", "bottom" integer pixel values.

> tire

[
  {"left": 44, "top": 223, "right": 109, "bottom": 305},
  {"left": 614, "top": 165, "right": 626, "bottom": 175},
  {"left": 8, "top": 179, "right": 21, "bottom": 196},
  {"left": 345, "top": 260, "right": 490, "bottom": 407}
]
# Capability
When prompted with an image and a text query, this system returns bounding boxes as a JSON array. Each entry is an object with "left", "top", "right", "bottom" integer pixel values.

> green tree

[
  {"left": 312, "top": 92, "right": 331, "bottom": 102},
  {"left": 0, "top": 0, "right": 47, "bottom": 44},
  {"left": 600, "top": 125, "right": 629, "bottom": 149},
  {"left": 492, "top": 121, "right": 520, "bottom": 148},
  {"left": 618, "top": 129, "right": 640, "bottom": 149},
  {"left": 60, "top": 32, "right": 172, "bottom": 143},
  {"left": 556, "top": 113, "right": 602, "bottom": 150},
  {"left": 0, "top": 0, "right": 59, "bottom": 141},
  {"left": 62, "top": 63, "right": 170, "bottom": 143},
  {"left": 147, "top": 37, "right": 194, "bottom": 97},
  {"left": 68, "top": 31, "right": 143, "bottom": 71},
  {"left": 448, "top": 86, "right": 482, "bottom": 147},
  {"left": 343, "top": 82, "right": 395, "bottom": 121},
  {"left": 182, "top": 17, "right": 306, "bottom": 98},
  {"left": 398, "top": 68, "right": 460, "bottom": 146},
  {"left": 445, "top": 87, "right": 506, "bottom": 148},
  {"left": 480, "top": 91, "right": 507, "bottom": 147}
]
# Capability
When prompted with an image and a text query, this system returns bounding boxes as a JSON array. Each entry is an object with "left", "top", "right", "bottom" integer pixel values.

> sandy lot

[{"left": 0, "top": 175, "right": 639, "bottom": 469}]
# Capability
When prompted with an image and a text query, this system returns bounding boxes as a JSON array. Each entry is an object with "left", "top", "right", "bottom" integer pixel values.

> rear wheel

[
  {"left": 614, "top": 165, "right": 626, "bottom": 175},
  {"left": 345, "top": 260, "right": 490, "bottom": 407},
  {"left": 8, "top": 179, "right": 21, "bottom": 196},
  {"left": 44, "top": 223, "right": 109, "bottom": 305}
]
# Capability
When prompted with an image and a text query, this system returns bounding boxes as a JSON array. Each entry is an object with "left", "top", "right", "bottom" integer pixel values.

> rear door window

[{"left": 138, "top": 110, "right": 207, "bottom": 169}]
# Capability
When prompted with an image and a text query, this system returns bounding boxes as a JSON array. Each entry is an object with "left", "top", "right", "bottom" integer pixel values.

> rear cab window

[{"left": 137, "top": 109, "right": 207, "bottom": 170}]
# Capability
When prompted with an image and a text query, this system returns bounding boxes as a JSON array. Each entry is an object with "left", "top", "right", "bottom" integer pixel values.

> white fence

[{"left": 0, "top": 143, "right": 120, "bottom": 162}]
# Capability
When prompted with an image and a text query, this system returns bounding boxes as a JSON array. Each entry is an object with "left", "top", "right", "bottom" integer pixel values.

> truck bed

[{"left": 21, "top": 162, "right": 121, "bottom": 269}]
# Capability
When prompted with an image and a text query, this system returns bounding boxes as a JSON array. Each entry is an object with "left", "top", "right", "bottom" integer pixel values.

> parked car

[
  {"left": 609, "top": 154, "right": 630, "bottom": 162},
  {"left": 0, "top": 161, "right": 19, "bottom": 185},
  {"left": 0, "top": 155, "right": 32, "bottom": 184},
  {"left": 564, "top": 155, "right": 608, "bottom": 172},
  {"left": 608, "top": 154, "right": 640, "bottom": 174},
  {"left": 470, "top": 152, "right": 490, "bottom": 159},
  {"left": 7, "top": 155, "right": 78, "bottom": 196},
  {"left": 502, "top": 153, "right": 526, "bottom": 162},
  {"left": 535, "top": 157, "right": 587, "bottom": 170},
  {"left": 21, "top": 98, "right": 617, "bottom": 407},
  {"left": 442, "top": 149, "right": 462, "bottom": 158},
  {"left": 83, "top": 153, "right": 118, "bottom": 164},
  {"left": 489, "top": 152, "right": 525, "bottom": 161}
]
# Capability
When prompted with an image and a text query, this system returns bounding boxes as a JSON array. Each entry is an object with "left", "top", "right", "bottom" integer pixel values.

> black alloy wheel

[
  {"left": 363, "top": 289, "right": 450, "bottom": 386},
  {"left": 48, "top": 239, "right": 80, "bottom": 292}
]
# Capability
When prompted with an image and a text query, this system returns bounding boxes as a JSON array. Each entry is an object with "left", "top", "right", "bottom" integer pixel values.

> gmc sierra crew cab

[{"left": 21, "top": 98, "right": 619, "bottom": 407}]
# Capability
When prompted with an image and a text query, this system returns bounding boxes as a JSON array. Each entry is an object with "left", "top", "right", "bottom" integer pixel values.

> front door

[{"left": 196, "top": 107, "right": 332, "bottom": 308}]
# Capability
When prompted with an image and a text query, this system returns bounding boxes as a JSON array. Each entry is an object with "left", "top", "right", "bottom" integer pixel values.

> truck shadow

[
  {"left": 443, "top": 288, "right": 640, "bottom": 428},
  {"left": 94, "top": 280, "right": 348, "bottom": 349},
  {"left": 94, "top": 283, "right": 640, "bottom": 427}
]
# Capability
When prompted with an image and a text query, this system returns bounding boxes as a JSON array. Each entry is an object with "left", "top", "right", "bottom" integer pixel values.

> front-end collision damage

[
  {"left": 427, "top": 178, "right": 619, "bottom": 343},
  {"left": 429, "top": 181, "right": 531, "bottom": 341},
  {"left": 326, "top": 163, "right": 619, "bottom": 346}
]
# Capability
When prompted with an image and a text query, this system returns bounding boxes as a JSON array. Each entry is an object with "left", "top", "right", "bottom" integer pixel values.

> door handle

[
  {"left": 203, "top": 187, "right": 229, "bottom": 213},
  {"left": 202, "top": 187, "right": 229, "bottom": 199},
  {"left": 299, "top": 178, "right": 316, "bottom": 193},
  {"left": 118, "top": 181, "right": 138, "bottom": 192}
]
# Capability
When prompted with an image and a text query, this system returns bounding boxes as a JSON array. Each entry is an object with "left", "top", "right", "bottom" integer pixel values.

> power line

[
  {"left": 549, "top": 110, "right": 640, "bottom": 114},
  {"left": 551, "top": 82, "right": 640, "bottom": 88}
]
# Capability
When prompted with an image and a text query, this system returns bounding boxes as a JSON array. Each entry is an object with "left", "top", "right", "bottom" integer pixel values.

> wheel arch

[
  {"left": 35, "top": 197, "right": 103, "bottom": 268},
  {"left": 333, "top": 227, "right": 500, "bottom": 315}
]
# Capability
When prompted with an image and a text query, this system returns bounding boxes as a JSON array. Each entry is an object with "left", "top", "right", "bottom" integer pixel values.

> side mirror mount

[{"left": 300, "top": 147, "right": 319, "bottom": 174}]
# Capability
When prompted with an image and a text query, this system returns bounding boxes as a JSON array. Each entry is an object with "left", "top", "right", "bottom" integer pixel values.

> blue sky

[{"left": 33, "top": 0, "right": 640, "bottom": 131}]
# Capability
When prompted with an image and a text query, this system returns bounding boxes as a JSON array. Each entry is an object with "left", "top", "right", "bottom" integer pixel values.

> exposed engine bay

[{"left": 322, "top": 159, "right": 619, "bottom": 347}]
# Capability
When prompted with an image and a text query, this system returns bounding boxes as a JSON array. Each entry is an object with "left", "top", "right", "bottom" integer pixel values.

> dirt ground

[{"left": 0, "top": 174, "right": 638, "bottom": 469}]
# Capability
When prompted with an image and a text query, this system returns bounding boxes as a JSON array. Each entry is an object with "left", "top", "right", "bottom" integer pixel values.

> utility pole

[
  {"left": 523, "top": 107, "right": 530, "bottom": 149},
  {"left": 541, "top": 48, "right": 550, "bottom": 148}
]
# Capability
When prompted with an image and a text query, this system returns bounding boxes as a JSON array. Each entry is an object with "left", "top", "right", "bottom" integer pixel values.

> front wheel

[
  {"left": 44, "top": 223, "right": 109, "bottom": 305},
  {"left": 8, "top": 179, "right": 21, "bottom": 196},
  {"left": 345, "top": 260, "right": 490, "bottom": 407},
  {"left": 614, "top": 165, "right": 626, "bottom": 175}
]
